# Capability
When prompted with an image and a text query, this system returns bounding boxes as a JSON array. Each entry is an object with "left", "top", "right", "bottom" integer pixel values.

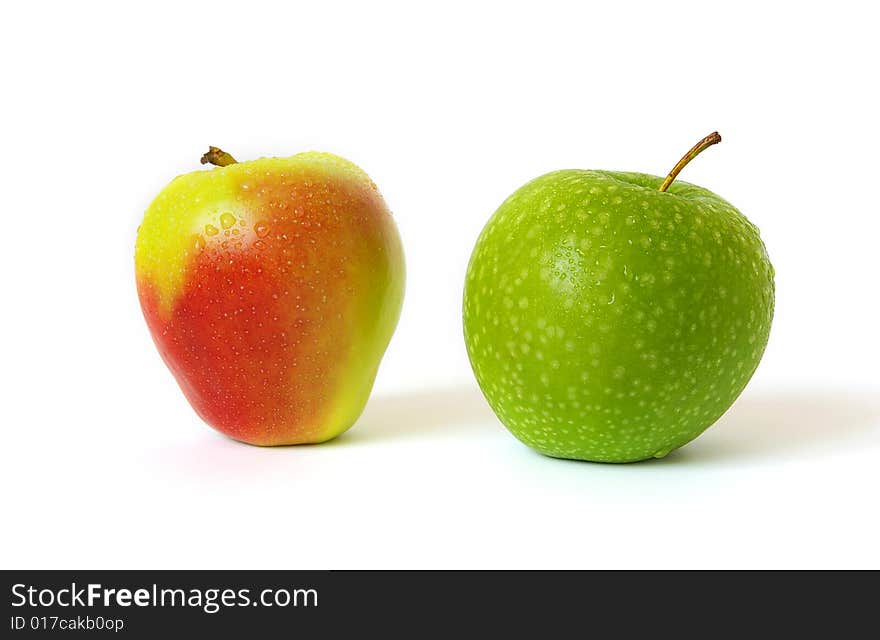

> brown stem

[
  {"left": 658, "top": 132, "right": 721, "bottom": 192},
  {"left": 200, "top": 146, "right": 238, "bottom": 167}
]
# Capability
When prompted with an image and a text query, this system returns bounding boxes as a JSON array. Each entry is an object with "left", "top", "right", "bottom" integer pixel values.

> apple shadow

[
  {"left": 342, "top": 385, "right": 498, "bottom": 443},
  {"left": 346, "top": 385, "right": 880, "bottom": 465},
  {"left": 669, "top": 388, "right": 880, "bottom": 464}
]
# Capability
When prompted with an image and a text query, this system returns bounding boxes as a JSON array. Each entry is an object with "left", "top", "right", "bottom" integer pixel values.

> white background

[{"left": 1, "top": 1, "right": 878, "bottom": 569}]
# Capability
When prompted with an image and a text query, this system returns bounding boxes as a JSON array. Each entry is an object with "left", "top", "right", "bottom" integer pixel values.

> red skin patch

[{"left": 138, "top": 168, "right": 393, "bottom": 445}]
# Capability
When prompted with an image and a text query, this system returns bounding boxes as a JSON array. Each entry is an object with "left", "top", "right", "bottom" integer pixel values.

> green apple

[{"left": 463, "top": 133, "right": 774, "bottom": 462}]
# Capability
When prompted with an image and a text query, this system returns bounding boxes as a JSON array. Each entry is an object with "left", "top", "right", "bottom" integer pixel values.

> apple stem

[
  {"left": 658, "top": 132, "right": 721, "bottom": 192},
  {"left": 200, "top": 146, "right": 238, "bottom": 167}
]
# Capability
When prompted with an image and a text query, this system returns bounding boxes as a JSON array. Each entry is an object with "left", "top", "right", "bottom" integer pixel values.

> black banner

[{"left": 1, "top": 570, "right": 872, "bottom": 636}]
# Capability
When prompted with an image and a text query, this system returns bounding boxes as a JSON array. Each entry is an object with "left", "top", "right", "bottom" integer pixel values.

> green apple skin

[{"left": 463, "top": 171, "right": 774, "bottom": 462}]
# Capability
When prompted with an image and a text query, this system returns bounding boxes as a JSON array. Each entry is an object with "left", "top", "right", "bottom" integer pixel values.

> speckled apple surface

[
  {"left": 136, "top": 152, "right": 404, "bottom": 445},
  {"left": 463, "top": 170, "right": 774, "bottom": 462}
]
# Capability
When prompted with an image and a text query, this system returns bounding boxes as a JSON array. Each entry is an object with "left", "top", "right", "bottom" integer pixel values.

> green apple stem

[
  {"left": 200, "top": 146, "right": 238, "bottom": 167},
  {"left": 658, "top": 132, "right": 721, "bottom": 192}
]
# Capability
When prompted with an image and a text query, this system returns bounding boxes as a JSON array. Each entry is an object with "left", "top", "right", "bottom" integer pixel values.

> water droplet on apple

[
  {"left": 607, "top": 292, "right": 616, "bottom": 305},
  {"left": 254, "top": 240, "right": 267, "bottom": 250},
  {"left": 205, "top": 224, "right": 219, "bottom": 236},
  {"left": 254, "top": 222, "right": 270, "bottom": 238},
  {"left": 220, "top": 212, "right": 236, "bottom": 229}
]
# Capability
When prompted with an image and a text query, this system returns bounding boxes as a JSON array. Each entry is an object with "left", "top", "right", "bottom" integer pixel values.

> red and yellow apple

[{"left": 135, "top": 149, "right": 404, "bottom": 445}]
